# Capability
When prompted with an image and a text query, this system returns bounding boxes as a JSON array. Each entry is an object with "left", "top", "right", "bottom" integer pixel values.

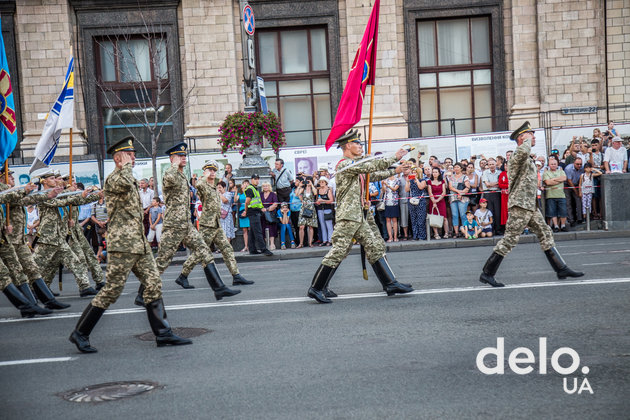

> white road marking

[
  {"left": 563, "top": 249, "right": 630, "bottom": 256},
  {"left": 582, "top": 262, "right": 613, "bottom": 266},
  {"left": 2, "top": 277, "right": 629, "bottom": 324},
  {"left": 0, "top": 357, "right": 76, "bottom": 367}
]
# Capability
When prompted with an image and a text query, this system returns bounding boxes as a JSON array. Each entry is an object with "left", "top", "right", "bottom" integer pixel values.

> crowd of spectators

[{"left": 23, "top": 122, "right": 628, "bottom": 258}]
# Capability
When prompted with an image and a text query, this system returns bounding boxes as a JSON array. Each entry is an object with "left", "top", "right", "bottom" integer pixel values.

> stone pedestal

[
  {"left": 233, "top": 143, "right": 271, "bottom": 186},
  {"left": 601, "top": 173, "right": 630, "bottom": 230}
]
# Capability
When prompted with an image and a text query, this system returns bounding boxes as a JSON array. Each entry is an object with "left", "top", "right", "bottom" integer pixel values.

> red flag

[{"left": 325, "top": 0, "right": 380, "bottom": 151}]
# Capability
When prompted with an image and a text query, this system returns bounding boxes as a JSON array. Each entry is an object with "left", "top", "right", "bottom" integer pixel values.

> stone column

[
  {"left": 15, "top": 0, "right": 88, "bottom": 158},
  {"left": 180, "top": 0, "right": 241, "bottom": 151}
]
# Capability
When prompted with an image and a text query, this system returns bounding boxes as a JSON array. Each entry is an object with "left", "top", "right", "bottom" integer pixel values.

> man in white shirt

[
  {"left": 480, "top": 158, "right": 502, "bottom": 234},
  {"left": 138, "top": 178, "right": 154, "bottom": 235},
  {"left": 603, "top": 137, "right": 628, "bottom": 173}
]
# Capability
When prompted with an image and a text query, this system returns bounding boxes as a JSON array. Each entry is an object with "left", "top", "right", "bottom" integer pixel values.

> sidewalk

[{"left": 168, "top": 229, "right": 630, "bottom": 265}]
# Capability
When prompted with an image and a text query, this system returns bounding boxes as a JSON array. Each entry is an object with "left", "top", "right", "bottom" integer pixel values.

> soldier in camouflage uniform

[
  {"left": 134, "top": 143, "right": 240, "bottom": 305},
  {"left": 479, "top": 122, "right": 584, "bottom": 287},
  {"left": 308, "top": 129, "right": 414, "bottom": 303},
  {"left": 176, "top": 160, "right": 253, "bottom": 288},
  {"left": 34, "top": 172, "right": 99, "bottom": 297},
  {"left": 67, "top": 181, "right": 105, "bottom": 290},
  {"left": 69, "top": 136, "right": 192, "bottom": 353},
  {"left": 0, "top": 168, "right": 70, "bottom": 310},
  {"left": 0, "top": 178, "right": 54, "bottom": 317}
]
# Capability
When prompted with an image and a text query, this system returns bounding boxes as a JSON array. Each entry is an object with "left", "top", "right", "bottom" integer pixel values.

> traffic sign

[
  {"left": 257, "top": 76, "right": 268, "bottom": 114},
  {"left": 243, "top": 4, "right": 255, "bottom": 36}
]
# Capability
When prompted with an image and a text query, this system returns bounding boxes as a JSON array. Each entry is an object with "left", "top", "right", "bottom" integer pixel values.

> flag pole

[
  {"left": 361, "top": 84, "right": 376, "bottom": 281},
  {"left": 4, "top": 161, "right": 9, "bottom": 226}
]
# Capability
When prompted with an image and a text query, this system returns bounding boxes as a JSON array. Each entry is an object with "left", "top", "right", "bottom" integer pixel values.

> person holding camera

[{"left": 295, "top": 177, "right": 317, "bottom": 248}]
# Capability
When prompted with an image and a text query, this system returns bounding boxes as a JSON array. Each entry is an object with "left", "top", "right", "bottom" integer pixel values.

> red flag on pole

[{"left": 324, "top": 0, "right": 380, "bottom": 151}]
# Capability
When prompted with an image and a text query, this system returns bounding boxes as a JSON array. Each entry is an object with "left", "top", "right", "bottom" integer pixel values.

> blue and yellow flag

[
  {"left": 0, "top": 18, "right": 18, "bottom": 164},
  {"left": 30, "top": 57, "right": 74, "bottom": 173}
]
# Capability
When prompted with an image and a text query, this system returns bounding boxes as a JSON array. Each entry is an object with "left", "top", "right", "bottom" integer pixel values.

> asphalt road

[{"left": 1, "top": 238, "right": 629, "bottom": 419}]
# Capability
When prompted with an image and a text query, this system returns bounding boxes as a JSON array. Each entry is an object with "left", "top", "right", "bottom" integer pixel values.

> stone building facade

[{"left": 1, "top": 0, "right": 628, "bottom": 162}]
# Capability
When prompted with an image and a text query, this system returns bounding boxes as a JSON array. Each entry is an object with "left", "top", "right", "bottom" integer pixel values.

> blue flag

[
  {"left": 29, "top": 57, "right": 74, "bottom": 173},
  {"left": 0, "top": 18, "right": 18, "bottom": 164}
]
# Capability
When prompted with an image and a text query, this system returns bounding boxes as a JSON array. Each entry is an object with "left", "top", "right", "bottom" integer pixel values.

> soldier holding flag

[{"left": 307, "top": 130, "right": 413, "bottom": 303}]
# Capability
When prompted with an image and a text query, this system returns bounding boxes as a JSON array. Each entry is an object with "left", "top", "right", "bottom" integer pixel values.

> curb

[{"left": 165, "top": 229, "right": 630, "bottom": 265}]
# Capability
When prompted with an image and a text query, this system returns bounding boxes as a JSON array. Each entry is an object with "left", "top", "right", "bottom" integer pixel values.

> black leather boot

[
  {"left": 175, "top": 273, "right": 195, "bottom": 289},
  {"left": 80, "top": 286, "right": 98, "bottom": 297},
  {"left": 69, "top": 304, "right": 105, "bottom": 353},
  {"left": 18, "top": 283, "right": 37, "bottom": 305},
  {"left": 371, "top": 258, "right": 414, "bottom": 296},
  {"left": 145, "top": 298, "right": 193, "bottom": 347},
  {"left": 323, "top": 266, "right": 338, "bottom": 298},
  {"left": 232, "top": 274, "right": 254, "bottom": 285},
  {"left": 479, "top": 252, "right": 505, "bottom": 287},
  {"left": 95, "top": 281, "right": 106, "bottom": 291},
  {"left": 544, "top": 247, "right": 584, "bottom": 279},
  {"left": 134, "top": 285, "right": 145, "bottom": 307},
  {"left": 204, "top": 263, "right": 241, "bottom": 301},
  {"left": 32, "top": 278, "right": 71, "bottom": 310},
  {"left": 308, "top": 265, "right": 334, "bottom": 303},
  {"left": 3, "top": 283, "right": 53, "bottom": 318}
]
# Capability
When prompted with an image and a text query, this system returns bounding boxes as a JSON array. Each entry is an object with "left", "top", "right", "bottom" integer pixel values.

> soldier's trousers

[
  {"left": 0, "top": 241, "right": 29, "bottom": 286},
  {"left": 35, "top": 242, "right": 91, "bottom": 290},
  {"left": 0, "top": 250, "right": 14, "bottom": 291},
  {"left": 92, "top": 251, "right": 162, "bottom": 309},
  {"left": 70, "top": 232, "right": 104, "bottom": 284},
  {"left": 181, "top": 226, "right": 239, "bottom": 277},
  {"left": 155, "top": 222, "right": 213, "bottom": 275},
  {"left": 12, "top": 240, "right": 42, "bottom": 282},
  {"left": 322, "top": 218, "right": 386, "bottom": 268},
  {"left": 494, "top": 206, "right": 556, "bottom": 257}
]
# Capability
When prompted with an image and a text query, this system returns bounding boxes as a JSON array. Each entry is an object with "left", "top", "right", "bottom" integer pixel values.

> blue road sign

[{"left": 243, "top": 4, "right": 255, "bottom": 36}]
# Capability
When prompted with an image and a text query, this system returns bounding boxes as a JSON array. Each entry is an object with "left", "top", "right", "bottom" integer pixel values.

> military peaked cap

[
  {"left": 203, "top": 160, "right": 219, "bottom": 171},
  {"left": 166, "top": 142, "right": 188, "bottom": 156},
  {"left": 107, "top": 136, "right": 136, "bottom": 155},
  {"left": 335, "top": 129, "right": 362, "bottom": 148},
  {"left": 510, "top": 121, "right": 534, "bottom": 141}
]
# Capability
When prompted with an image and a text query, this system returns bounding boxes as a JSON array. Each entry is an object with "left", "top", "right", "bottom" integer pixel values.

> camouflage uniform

[
  {"left": 494, "top": 137, "right": 555, "bottom": 256},
  {"left": 181, "top": 180, "right": 240, "bottom": 277},
  {"left": 154, "top": 162, "right": 213, "bottom": 274},
  {"left": 0, "top": 185, "right": 59, "bottom": 287},
  {"left": 68, "top": 195, "right": 104, "bottom": 285},
  {"left": 91, "top": 162, "right": 162, "bottom": 309},
  {"left": 0, "top": 187, "right": 36, "bottom": 290},
  {"left": 322, "top": 155, "right": 398, "bottom": 268},
  {"left": 34, "top": 192, "right": 93, "bottom": 290}
]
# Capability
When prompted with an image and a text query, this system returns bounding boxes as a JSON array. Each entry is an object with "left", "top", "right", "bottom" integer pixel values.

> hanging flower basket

[{"left": 218, "top": 111, "right": 286, "bottom": 155}]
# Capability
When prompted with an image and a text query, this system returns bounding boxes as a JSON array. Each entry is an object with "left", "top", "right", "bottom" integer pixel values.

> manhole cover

[
  {"left": 135, "top": 327, "right": 211, "bottom": 341},
  {"left": 60, "top": 381, "right": 162, "bottom": 403}
]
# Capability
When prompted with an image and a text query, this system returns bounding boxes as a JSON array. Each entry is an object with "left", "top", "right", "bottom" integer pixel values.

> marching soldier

[
  {"left": 33, "top": 171, "right": 98, "bottom": 297},
  {"left": 0, "top": 168, "right": 69, "bottom": 310},
  {"left": 70, "top": 136, "right": 192, "bottom": 353},
  {"left": 176, "top": 160, "right": 253, "bottom": 289},
  {"left": 67, "top": 181, "right": 105, "bottom": 290},
  {"left": 479, "top": 122, "right": 584, "bottom": 287},
  {"left": 0, "top": 183, "right": 54, "bottom": 317},
  {"left": 307, "top": 129, "right": 414, "bottom": 303},
  {"left": 135, "top": 143, "right": 239, "bottom": 305}
]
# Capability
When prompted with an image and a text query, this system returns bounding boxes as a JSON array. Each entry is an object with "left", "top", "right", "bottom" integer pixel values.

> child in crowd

[
  {"left": 277, "top": 202, "right": 296, "bottom": 250},
  {"left": 461, "top": 211, "right": 481, "bottom": 239},
  {"left": 147, "top": 196, "right": 163, "bottom": 248},
  {"left": 474, "top": 198, "right": 494, "bottom": 237},
  {"left": 578, "top": 162, "right": 601, "bottom": 220}
]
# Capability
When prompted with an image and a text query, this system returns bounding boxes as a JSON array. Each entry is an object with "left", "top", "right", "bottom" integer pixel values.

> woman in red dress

[
  {"left": 498, "top": 170, "right": 509, "bottom": 226},
  {"left": 428, "top": 167, "right": 450, "bottom": 239}
]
